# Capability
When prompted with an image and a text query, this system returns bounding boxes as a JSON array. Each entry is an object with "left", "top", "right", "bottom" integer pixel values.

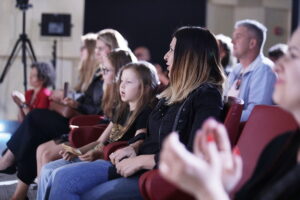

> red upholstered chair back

[
  {"left": 222, "top": 96, "right": 244, "bottom": 146},
  {"left": 69, "top": 124, "right": 108, "bottom": 148},
  {"left": 233, "top": 105, "right": 298, "bottom": 193}
]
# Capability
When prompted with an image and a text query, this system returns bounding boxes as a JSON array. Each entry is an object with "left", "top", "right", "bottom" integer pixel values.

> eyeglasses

[{"left": 101, "top": 67, "right": 112, "bottom": 75}]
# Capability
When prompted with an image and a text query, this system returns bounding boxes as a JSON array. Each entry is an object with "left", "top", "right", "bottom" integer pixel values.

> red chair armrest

[
  {"left": 69, "top": 115, "right": 105, "bottom": 126},
  {"left": 139, "top": 169, "right": 194, "bottom": 200},
  {"left": 103, "top": 141, "right": 128, "bottom": 160}
]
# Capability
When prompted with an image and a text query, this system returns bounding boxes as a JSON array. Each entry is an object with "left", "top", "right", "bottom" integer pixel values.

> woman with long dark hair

[{"left": 159, "top": 28, "right": 300, "bottom": 200}]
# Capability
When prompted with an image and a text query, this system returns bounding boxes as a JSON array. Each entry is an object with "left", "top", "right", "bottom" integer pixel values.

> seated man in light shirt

[{"left": 227, "top": 19, "right": 277, "bottom": 121}]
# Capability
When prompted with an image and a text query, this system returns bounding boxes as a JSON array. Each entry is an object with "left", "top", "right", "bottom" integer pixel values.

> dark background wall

[
  {"left": 292, "top": 0, "right": 300, "bottom": 33},
  {"left": 84, "top": 0, "right": 206, "bottom": 68}
]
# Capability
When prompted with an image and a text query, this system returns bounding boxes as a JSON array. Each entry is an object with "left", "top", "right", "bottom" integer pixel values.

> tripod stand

[{"left": 0, "top": 5, "right": 36, "bottom": 91}]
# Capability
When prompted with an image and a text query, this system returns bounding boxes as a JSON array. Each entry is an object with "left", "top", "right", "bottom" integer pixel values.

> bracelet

[
  {"left": 93, "top": 143, "right": 104, "bottom": 151},
  {"left": 19, "top": 103, "right": 28, "bottom": 109}
]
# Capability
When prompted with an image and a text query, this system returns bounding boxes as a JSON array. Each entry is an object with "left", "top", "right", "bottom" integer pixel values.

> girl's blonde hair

[
  {"left": 158, "top": 26, "right": 226, "bottom": 104},
  {"left": 75, "top": 33, "right": 99, "bottom": 92},
  {"left": 114, "top": 61, "right": 159, "bottom": 138},
  {"left": 102, "top": 49, "right": 137, "bottom": 119}
]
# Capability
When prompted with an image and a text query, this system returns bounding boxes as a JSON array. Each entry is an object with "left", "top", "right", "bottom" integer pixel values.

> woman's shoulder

[
  {"left": 192, "top": 83, "right": 222, "bottom": 100},
  {"left": 138, "top": 105, "right": 153, "bottom": 118}
]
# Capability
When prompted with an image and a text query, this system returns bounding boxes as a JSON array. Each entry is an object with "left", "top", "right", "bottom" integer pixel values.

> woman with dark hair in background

[
  {"left": 47, "top": 26, "right": 226, "bottom": 200},
  {"left": 12, "top": 62, "right": 55, "bottom": 121}
]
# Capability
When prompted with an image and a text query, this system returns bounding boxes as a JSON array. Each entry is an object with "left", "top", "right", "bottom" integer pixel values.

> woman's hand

[
  {"left": 49, "top": 90, "right": 64, "bottom": 102},
  {"left": 159, "top": 119, "right": 242, "bottom": 200},
  {"left": 115, "top": 156, "right": 142, "bottom": 177},
  {"left": 63, "top": 97, "right": 79, "bottom": 109},
  {"left": 110, "top": 146, "right": 137, "bottom": 165},
  {"left": 12, "top": 90, "right": 25, "bottom": 106},
  {"left": 79, "top": 149, "right": 102, "bottom": 161},
  {"left": 116, "top": 155, "right": 155, "bottom": 177},
  {"left": 196, "top": 119, "right": 243, "bottom": 192}
]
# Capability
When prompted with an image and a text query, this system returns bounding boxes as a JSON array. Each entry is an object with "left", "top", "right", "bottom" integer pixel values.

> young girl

[
  {"left": 45, "top": 26, "right": 225, "bottom": 200},
  {"left": 36, "top": 48, "right": 136, "bottom": 175},
  {"left": 38, "top": 61, "right": 159, "bottom": 200}
]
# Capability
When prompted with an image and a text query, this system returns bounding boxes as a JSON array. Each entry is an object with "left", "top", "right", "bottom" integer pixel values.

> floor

[{"left": 0, "top": 120, "right": 37, "bottom": 200}]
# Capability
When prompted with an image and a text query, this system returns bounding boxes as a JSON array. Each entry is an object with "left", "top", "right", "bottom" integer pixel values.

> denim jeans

[
  {"left": 37, "top": 158, "right": 81, "bottom": 200},
  {"left": 48, "top": 160, "right": 143, "bottom": 200}
]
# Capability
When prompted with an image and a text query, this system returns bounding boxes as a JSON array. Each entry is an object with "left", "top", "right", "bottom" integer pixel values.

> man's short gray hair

[{"left": 235, "top": 19, "right": 267, "bottom": 51}]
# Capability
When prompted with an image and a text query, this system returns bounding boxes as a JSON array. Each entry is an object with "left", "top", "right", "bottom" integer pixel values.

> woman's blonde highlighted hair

[
  {"left": 75, "top": 33, "right": 99, "bottom": 92},
  {"left": 158, "top": 26, "right": 226, "bottom": 104}
]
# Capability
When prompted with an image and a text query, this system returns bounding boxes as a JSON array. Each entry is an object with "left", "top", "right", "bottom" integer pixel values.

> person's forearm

[
  {"left": 129, "top": 140, "right": 144, "bottom": 154},
  {"left": 195, "top": 182, "right": 230, "bottom": 200},
  {"left": 138, "top": 154, "right": 156, "bottom": 170},
  {"left": 79, "top": 141, "right": 100, "bottom": 154}
]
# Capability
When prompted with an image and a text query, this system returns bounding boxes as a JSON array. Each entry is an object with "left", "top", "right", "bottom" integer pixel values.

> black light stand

[{"left": 0, "top": 2, "right": 36, "bottom": 91}]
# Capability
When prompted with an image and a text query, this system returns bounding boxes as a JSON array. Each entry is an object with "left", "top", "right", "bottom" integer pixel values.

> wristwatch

[{"left": 19, "top": 103, "right": 28, "bottom": 109}]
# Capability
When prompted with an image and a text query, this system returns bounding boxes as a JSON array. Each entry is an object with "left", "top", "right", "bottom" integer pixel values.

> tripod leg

[
  {"left": 25, "top": 38, "right": 37, "bottom": 61},
  {"left": 21, "top": 37, "right": 28, "bottom": 91},
  {"left": 0, "top": 38, "right": 22, "bottom": 83}
]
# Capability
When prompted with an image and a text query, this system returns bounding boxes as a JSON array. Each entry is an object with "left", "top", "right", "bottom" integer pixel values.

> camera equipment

[
  {"left": 0, "top": 0, "right": 36, "bottom": 90},
  {"left": 16, "top": 0, "right": 31, "bottom": 10},
  {"left": 41, "top": 13, "right": 72, "bottom": 37}
]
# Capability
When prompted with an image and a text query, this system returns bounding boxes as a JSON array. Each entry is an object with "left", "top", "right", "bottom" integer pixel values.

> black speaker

[{"left": 41, "top": 13, "right": 71, "bottom": 37}]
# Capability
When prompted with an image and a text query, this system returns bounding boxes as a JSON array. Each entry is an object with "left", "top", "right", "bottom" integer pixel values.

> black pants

[{"left": 6, "top": 109, "right": 70, "bottom": 184}]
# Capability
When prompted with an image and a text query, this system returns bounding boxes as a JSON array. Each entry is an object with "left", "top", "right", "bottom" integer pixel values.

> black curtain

[
  {"left": 84, "top": 0, "right": 206, "bottom": 67},
  {"left": 292, "top": 0, "right": 300, "bottom": 33}
]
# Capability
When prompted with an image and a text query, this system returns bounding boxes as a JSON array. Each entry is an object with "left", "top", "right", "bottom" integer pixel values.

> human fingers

[
  {"left": 231, "top": 147, "right": 243, "bottom": 188},
  {"left": 79, "top": 152, "right": 91, "bottom": 161},
  {"left": 205, "top": 134, "right": 221, "bottom": 168},
  {"left": 214, "top": 123, "right": 231, "bottom": 152},
  {"left": 196, "top": 119, "right": 218, "bottom": 157},
  {"left": 222, "top": 147, "right": 243, "bottom": 192},
  {"left": 160, "top": 133, "right": 189, "bottom": 180},
  {"left": 65, "top": 153, "right": 74, "bottom": 161},
  {"left": 114, "top": 152, "right": 127, "bottom": 164},
  {"left": 110, "top": 152, "right": 116, "bottom": 164}
]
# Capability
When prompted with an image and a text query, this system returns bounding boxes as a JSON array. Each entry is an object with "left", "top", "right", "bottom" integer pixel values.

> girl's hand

[
  {"left": 59, "top": 149, "right": 77, "bottom": 161},
  {"left": 110, "top": 146, "right": 136, "bottom": 165},
  {"left": 79, "top": 149, "right": 102, "bottom": 161}
]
